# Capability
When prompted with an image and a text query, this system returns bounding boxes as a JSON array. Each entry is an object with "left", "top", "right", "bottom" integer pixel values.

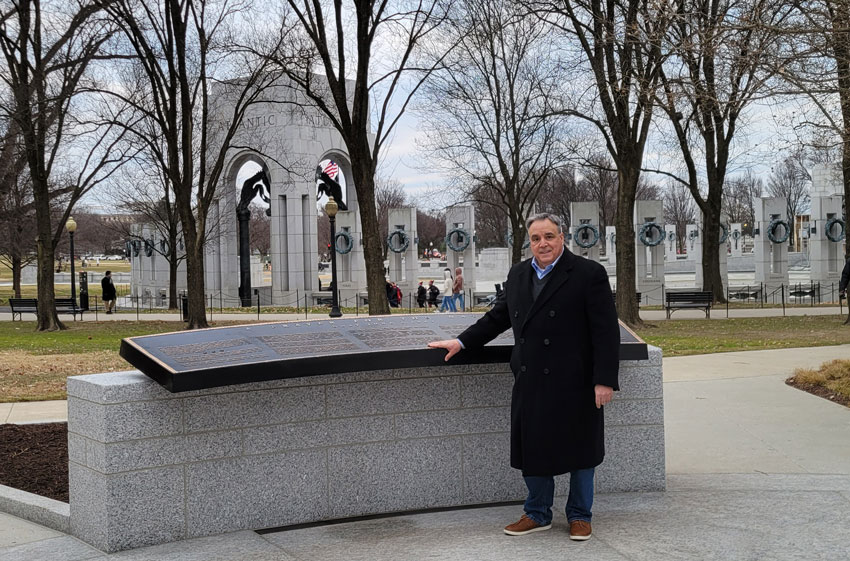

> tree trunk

[
  {"left": 700, "top": 202, "right": 726, "bottom": 303},
  {"left": 183, "top": 232, "right": 209, "bottom": 329},
  {"left": 510, "top": 219, "right": 525, "bottom": 265},
  {"left": 168, "top": 253, "right": 178, "bottom": 310},
  {"left": 12, "top": 255, "right": 22, "bottom": 298},
  {"left": 35, "top": 234, "right": 63, "bottom": 331},
  {"left": 350, "top": 161, "right": 391, "bottom": 315},
  {"left": 615, "top": 165, "right": 641, "bottom": 327}
]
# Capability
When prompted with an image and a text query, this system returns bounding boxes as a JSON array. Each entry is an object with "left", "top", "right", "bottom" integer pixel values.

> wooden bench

[
  {"left": 9, "top": 298, "right": 38, "bottom": 321},
  {"left": 665, "top": 291, "right": 712, "bottom": 319},
  {"left": 9, "top": 297, "right": 84, "bottom": 321}
]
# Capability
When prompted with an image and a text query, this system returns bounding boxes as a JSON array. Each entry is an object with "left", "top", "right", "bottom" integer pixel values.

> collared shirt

[{"left": 530, "top": 245, "right": 565, "bottom": 279}]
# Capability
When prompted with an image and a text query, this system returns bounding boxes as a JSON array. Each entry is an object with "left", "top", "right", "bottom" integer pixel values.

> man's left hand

[{"left": 594, "top": 385, "right": 613, "bottom": 409}]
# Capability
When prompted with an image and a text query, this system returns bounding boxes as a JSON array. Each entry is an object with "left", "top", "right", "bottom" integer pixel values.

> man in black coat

[
  {"left": 101, "top": 270, "right": 117, "bottom": 314},
  {"left": 840, "top": 257, "right": 850, "bottom": 298},
  {"left": 428, "top": 213, "right": 619, "bottom": 542}
]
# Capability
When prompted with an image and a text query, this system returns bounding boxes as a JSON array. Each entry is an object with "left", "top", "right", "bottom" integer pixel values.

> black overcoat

[{"left": 458, "top": 248, "right": 620, "bottom": 476}]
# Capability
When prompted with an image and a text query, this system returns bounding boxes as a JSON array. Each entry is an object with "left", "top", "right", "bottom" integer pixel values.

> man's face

[{"left": 528, "top": 219, "right": 564, "bottom": 267}]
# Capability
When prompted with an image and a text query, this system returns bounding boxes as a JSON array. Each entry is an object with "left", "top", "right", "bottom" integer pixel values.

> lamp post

[
  {"left": 66, "top": 216, "right": 77, "bottom": 306},
  {"left": 325, "top": 196, "right": 342, "bottom": 318}
]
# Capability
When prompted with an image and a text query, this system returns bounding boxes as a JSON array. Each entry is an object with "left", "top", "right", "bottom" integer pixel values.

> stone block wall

[{"left": 67, "top": 347, "right": 664, "bottom": 552}]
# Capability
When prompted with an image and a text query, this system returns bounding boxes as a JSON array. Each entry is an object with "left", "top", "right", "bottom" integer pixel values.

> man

[
  {"left": 453, "top": 267, "right": 464, "bottom": 311},
  {"left": 427, "top": 280, "right": 439, "bottom": 308},
  {"left": 101, "top": 270, "right": 117, "bottom": 314},
  {"left": 417, "top": 281, "right": 427, "bottom": 308},
  {"left": 428, "top": 213, "right": 619, "bottom": 541}
]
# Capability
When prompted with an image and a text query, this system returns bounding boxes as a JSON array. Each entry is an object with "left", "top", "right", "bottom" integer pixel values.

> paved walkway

[{"left": 2, "top": 346, "right": 849, "bottom": 560}]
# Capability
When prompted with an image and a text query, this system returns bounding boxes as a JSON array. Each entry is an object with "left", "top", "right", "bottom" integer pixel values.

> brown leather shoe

[
  {"left": 503, "top": 514, "right": 552, "bottom": 536},
  {"left": 569, "top": 519, "right": 592, "bottom": 541}
]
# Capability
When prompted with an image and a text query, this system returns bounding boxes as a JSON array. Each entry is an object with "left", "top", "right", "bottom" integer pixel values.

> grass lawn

[
  {"left": 0, "top": 284, "right": 130, "bottom": 306},
  {"left": 3, "top": 315, "right": 850, "bottom": 402},
  {"left": 634, "top": 315, "right": 850, "bottom": 356}
]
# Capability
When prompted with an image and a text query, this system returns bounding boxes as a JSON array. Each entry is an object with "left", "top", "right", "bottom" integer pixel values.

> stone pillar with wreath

[
  {"left": 809, "top": 195, "right": 845, "bottom": 286},
  {"left": 445, "top": 205, "right": 476, "bottom": 299},
  {"left": 568, "top": 202, "right": 602, "bottom": 262},
  {"left": 634, "top": 200, "right": 665, "bottom": 305},
  {"left": 753, "top": 197, "right": 790, "bottom": 293},
  {"left": 386, "top": 207, "right": 418, "bottom": 301},
  {"left": 730, "top": 223, "right": 744, "bottom": 257}
]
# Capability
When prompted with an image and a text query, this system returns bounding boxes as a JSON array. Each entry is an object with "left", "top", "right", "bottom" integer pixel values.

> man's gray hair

[{"left": 525, "top": 212, "right": 564, "bottom": 233}]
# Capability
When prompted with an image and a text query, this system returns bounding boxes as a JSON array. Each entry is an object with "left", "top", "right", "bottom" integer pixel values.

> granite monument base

[{"left": 67, "top": 348, "right": 663, "bottom": 552}]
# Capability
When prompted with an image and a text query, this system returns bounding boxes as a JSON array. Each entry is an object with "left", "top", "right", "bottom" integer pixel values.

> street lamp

[
  {"left": 324, "top": 196, "right": 342, "bottom": 318},
  {"left": 66, "top": 216, "right": 77, "bottom": 306}
]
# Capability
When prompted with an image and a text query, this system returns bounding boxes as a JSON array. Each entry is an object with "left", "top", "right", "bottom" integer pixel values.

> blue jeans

[
  {"left": 453, "top": 292, "right": 465, "bottom": 311},
  {"left": 439, "top": 295, "right": 456, "bottom": 312},
  {"left": 523, "top": 468, "right": 595, "bottom": 526}
]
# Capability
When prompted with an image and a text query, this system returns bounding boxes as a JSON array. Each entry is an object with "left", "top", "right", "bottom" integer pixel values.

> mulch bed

[
  {"left": 0, "top": 423, "right": 68, "bottom": 502},
  {"left": 785, "top": 378, "right": 850, "bottom": 408}
]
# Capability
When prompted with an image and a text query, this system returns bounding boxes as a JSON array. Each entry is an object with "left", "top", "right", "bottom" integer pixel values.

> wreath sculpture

[
  {"left": 125, "top": 240, "right": 133, "bottom": 260},
  {"left": 506, "top": 230, "right": 530, "bottom": 249},
  {"left": 825, "top": 217, "right": 846, "bottom": 242},
  {"left": 386, "top": 229, "right": 410, "bottom": 253},
  {"left": 159, "top": 239, "right": 170, "bottom": 256},
  {"left": 334, "top": 230, "right": 354, "bottom": 254},
  {"left": 574, "top": 224, "right": 600, "bottom": 249},
  {"left": 731, "top": 229, "right": 741, "bottom": 241},
  {"left": 446, "top": 227, "right": 471, "bottom": 252},
  {"left": 608, "top": 231, "right": 616, "bottom": 244},
  {"left": 719, "top": 224, "right": 729, "bottom": 244},
  {"left": 638, "top": 222, "right": 665, "bottom": 247},
  {"left": 144, "top": 239, "right": 154, "bottom": 257},
  {"left": 767, "top": 218, "right": 790, "bottom": 244},
  {"left": 131, "top": 239, "right": 141, "bottom": 257}
]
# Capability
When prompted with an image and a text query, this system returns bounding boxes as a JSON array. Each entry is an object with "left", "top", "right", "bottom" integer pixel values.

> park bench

[
  {"left": 9, "top": 297, "right": 84, "bottom": 321},
  {"left": 9, "top": 298, "right": 38, "bottom": 321},
  {"left": 665, "top": 291, "right": 713, "bottom": 319}
]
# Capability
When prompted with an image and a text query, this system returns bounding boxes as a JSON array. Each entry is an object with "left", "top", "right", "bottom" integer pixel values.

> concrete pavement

[{"left": 1, "top": 345, "right": 849, "bottom": 559}]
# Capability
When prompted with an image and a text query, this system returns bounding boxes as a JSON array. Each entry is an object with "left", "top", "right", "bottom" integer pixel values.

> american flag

[{"left": 323, "top": 160, "right": 339, "bottom": 179}]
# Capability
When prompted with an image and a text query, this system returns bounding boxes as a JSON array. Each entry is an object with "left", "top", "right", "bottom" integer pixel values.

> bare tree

[
  {"left": 767, "top": 150, "right": 811, "bottom": 246},
  {"left": 0, "top": 0, "right": 130, "bottom": 330},
  {"left": 257, "top": 0, "right": 451, "bottom": 313},
  {"left": 664, "top": 183, "right": 697, "bottom": 253},
  {"left": 530, "top": 0, "right": 671, "bottom": 325},
  {"left": 536, "top": 166, "right": 585, "bottom": 229},
  {"left": 100, "top": 0, "right": 284, "bottom": 328},
  {"left": 650, "top": 0, "right": 789, "bottom": 301},
  {"left": 777, "top": 0, "right": 850, "bottom": 258},
  {"left": 722, "top": 170, "right": 763, "bottom": 235},
  {"left": 414, "top": 208, "right": 446, "bottom": 255},
  {"left": 0, "top": 169, "right": 36, "bottom": 297},
  {"left": 418, "top": 0, "right": 568, "bottom": 264},
  {"left": 375, "top": 178, "right": 407, "bottom": 260}
]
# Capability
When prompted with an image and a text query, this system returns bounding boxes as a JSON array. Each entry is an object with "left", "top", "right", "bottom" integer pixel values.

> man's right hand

[{"left": 428, "top": 339, "right": 462, "bottom": 362}]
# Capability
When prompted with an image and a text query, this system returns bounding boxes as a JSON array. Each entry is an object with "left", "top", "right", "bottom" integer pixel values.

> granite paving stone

[
  {"left": 394, "top": 406, "right": 509, "bottom": 439},
  {"left": 459, "top": 373, "right": 513, "bottom": 407},
  {"left": 327, "top": 438, "right": 464, "bottom": 518},
  {"left": 325, "top": 376, "right": 461, "bottom": 417},
  {"left": 182, "top": 385, "right": 325, "bottom": 431},
  {"left": 185, "top": 450, "right": 328, "bottom": 537},
  {"left": 0, "top": 535, "right": 103, "bottom": 561},
  {"left": 242, "top": 416, "right": 394, "bottom": 454},
  {"left": 86, "top": 531, "right": 297, "bottom": 561}
]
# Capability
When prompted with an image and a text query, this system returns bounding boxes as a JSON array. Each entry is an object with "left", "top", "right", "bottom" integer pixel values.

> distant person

[
  {"left": 395, "top": 283, "right": 403, "bottom": 308},
  {"left": 417, "top": 282, "right": 427, "bottom": 308},
  {"left": 427, "top": 280, "right": 439, "bottom": 308},
  {"left": 386, "top": 280, "right": 398, "bottom": 308},
  {"left": 840, "top": 258, "right": 850, "bottom": 300},
  {"left": 101, "top": 270, "right": 116, "bottom": 314},
  {"left": 439, "top": 268, "right": 456, "bottom": 312},
  {"left": 453, "top": 266, "right": 464, "bottom": 311}
]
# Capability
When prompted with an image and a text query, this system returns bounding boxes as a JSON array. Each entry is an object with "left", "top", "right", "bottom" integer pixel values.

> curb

[{"left": 0, "top": 483, "right": 69, "bottom": 534}]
